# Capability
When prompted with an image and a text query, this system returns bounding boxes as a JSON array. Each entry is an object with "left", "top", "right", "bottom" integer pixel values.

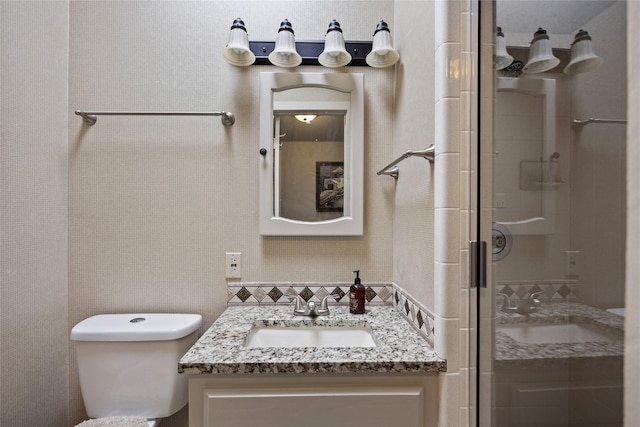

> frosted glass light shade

[
  {"left": 365, "top": 20, "right": 399, "bottom": 68},
  {"left": 222, "top": 18, "right": 255, "bottom": 66},
  {"left": 523, "top": 28, "right": 560, "bottom": 73},
  {"left": 494, "top": 27, "right": 513, "bottom": 70},
  {"left": 564, "top": 29, "right": 603, "bottom": 75},
  {"left": 268, "top": 19, "right": 302, "bottom": 68},
  {"left": 319, "top": 20, "right": 352, "bottom": 68}
]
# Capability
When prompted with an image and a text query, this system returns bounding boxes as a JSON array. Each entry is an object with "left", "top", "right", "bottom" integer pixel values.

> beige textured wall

[
  {"left": 392, "top": 0, "right": 436, "bottom": 309},
  {"left": 68, "top": 1, "right": 396, "bottom": 424},
  {"left": 1, "top": 2, "right": 70, "bottom": 426},
  {"left": 570, "top": 1, "right": 626, "bottom": 309}
]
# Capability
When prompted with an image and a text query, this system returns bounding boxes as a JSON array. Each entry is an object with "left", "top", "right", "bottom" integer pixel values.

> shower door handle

[{"left": 470, "top": 241, "right": 487, "bottom": 288}]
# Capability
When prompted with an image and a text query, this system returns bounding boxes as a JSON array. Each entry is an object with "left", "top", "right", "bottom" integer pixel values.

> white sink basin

[
  {"left": 245, "top": 325, "right": 377, "bottom": 348},
  {"left": 497, "top": 323, "right": 621, "bottom": 345}
]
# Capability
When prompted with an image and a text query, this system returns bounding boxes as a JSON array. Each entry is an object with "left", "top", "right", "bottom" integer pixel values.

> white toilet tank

[{"left": 71, "top": 313, "right": 202, "bottom": 420}]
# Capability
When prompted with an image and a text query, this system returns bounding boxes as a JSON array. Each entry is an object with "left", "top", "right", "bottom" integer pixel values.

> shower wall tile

[
  {"left": 438, "top": 372, "right": 461, "bottom": 427},
  {"left": 433, "top": 0, "right": 474, "bottom": 425},
  {"left": 435, "top": 261, "right": 461, "bottom": 319},
  {"left": 460, "top": 170, "right": 471, "bottom": 210},
  {"left": 435, "top": 42, "right": 462, "bottom": 100},
  {"left": 435, "top": 208, "right": 461, "bottom": 264},
  {"left": 435, "top": 315, "right": 461, "bottom": 372},
  {"left": 436, "top": 98, "right": 461, "bottom": 153},
  {"left": 435, "top": 153, "right": 461, "bottom": 209},
  {"left": 434, "top": 0, "right": 462, "bottom": 45}
]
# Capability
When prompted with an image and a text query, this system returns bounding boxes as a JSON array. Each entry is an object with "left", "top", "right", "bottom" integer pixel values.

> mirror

[
  {"left": 259, "top": 73, "right": 364, "bottom": 236},
  {"left": 494, "top": 77, "right": 558, "bottom": 234}
]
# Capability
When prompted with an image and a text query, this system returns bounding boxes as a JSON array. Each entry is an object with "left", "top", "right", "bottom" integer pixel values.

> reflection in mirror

[
  {"left": 275, "top": 113, "right": 345, "bottom": 222},
  {"left": 494, "top": 77, "right": 557, "bottom": 234},
  {"left": 259, "top": 72, "right": 363, "bottom": 236}
]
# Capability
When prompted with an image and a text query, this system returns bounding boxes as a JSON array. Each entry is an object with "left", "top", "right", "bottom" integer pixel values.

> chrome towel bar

[
  {"left": 377, "top": 144, "right": 435, "bottom": 179},
  {"left": 75, "top": 110, "right": 235, "bottom": 126},
  {"left": 572, "top": 117, "right": 626, "bottom": 127}
]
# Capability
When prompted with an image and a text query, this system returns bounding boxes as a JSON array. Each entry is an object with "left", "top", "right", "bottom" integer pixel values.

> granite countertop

[
  {"left": 496, "top": 302, "right": 624, "bottom": 367},
  {"left": 178, "top": 305, "right": 446, "bottom": 375}
]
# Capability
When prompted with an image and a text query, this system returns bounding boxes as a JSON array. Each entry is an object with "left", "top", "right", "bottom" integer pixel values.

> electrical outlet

[
  {"left": 495, "top": 193, "right": 507, "bottom": 208},
  {"left": 225, "top": 252, "right": 242, "bottom": 278},
  {"left": 565, "top": 251, "right": 580, "bottom": 276}
]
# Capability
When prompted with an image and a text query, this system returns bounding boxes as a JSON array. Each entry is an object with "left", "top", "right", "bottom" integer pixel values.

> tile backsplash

[
  {"left": 227, "top": 282, "right": 394, "bottom": 306},
  {"left": 496, "top": 280, "right": 580, "bottom": 302},
  {"left": 227, "top": 282, "right": 435, "bottom": 345}
]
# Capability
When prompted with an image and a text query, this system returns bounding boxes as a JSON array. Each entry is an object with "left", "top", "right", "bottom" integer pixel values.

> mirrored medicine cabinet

[
  {"left": 259, "top": 72, "right": 364, "bottom": 236},
  {"left": 494, "top": 77, "right": 557, "bottom": 235}
]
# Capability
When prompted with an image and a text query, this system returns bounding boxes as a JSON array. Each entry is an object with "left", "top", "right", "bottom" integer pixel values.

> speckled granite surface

[
  {"left": 179, "top": 305, "right": 446, "bottom": 375},
  {"left": 496, "top": 302, "right": 624, "bottom": 368}
]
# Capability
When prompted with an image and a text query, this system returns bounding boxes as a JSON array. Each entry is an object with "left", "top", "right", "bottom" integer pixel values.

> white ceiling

[{"left": 497, "top": 0, "right": 617, "bottom": 35}]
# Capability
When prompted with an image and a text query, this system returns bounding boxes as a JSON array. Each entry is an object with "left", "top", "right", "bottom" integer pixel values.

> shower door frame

[{"left": 470, "top": 1, "right": 492, "bottom": 426}]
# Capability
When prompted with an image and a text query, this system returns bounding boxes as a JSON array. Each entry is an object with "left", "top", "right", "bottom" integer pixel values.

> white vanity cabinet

[
  {"left": 188, "top": 373, "right": 439, "bottom": 427},
  {"left": 179, "top": 306, "right": 446, "bottom": 426}
]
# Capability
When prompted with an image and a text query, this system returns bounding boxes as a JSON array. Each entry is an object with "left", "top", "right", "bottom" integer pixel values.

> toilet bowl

[{"left": 71, "top": 313, "right": 202, "bottom": 425}]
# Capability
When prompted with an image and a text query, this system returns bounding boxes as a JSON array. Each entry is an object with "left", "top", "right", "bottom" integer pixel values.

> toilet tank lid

[{"left": 71, "top": 313, "right": 202, "bottom": 341}]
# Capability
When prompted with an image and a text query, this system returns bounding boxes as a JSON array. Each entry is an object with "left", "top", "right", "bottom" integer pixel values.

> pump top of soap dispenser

[{"left": 353, "top": 270, "right": 361, "bottom": 284}]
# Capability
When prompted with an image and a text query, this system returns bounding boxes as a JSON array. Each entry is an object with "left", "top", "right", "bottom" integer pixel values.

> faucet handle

[
  {"left": 319, "top": 294, "right": 339, "bottom": 310},
  {"left": 291, "top": 295, "right": 306, "bottom": 313},
  {"left": 529, "top": 291, "right": 544, "bottom": 305},
  {"left": 497, "top": 292, "right": 513, "bottom": 307}
]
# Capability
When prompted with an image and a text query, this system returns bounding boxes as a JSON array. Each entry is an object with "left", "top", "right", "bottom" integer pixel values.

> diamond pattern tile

[
  {"left": 299, "top": 287, "right": 314, "bottom": 302},
  {"left": 330, "top": 287, "right": 346, "bottom": 302},
  {"left": 364, "top": 287, "right": 377, "bottom": 302},
  {"left": 496, "top": 281, "right": 579, "bottom": 302},
  {"left": 417, "top": 311, "right": 425, "bottom": 328},
  {"left": 235, "top": 287, "right": 252, "bottom": 303},
  {"left": 267, "top": 287, "right": 284, "bottom": 302},
  {"left": 228, "top": 282, "right": 395, "bottom": 308}
]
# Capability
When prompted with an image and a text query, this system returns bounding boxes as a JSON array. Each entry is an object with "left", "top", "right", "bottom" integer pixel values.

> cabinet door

[{"left": 203, "top": 386, "right": 424, "bottom": 427}]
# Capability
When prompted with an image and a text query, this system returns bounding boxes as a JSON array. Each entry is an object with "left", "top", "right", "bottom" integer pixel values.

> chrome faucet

[
  {"left": 292, "top": 295, "right": 336, "bottom": 316},
  {"left": 498, "top": 291, "right": 543, "bottom": 314}
]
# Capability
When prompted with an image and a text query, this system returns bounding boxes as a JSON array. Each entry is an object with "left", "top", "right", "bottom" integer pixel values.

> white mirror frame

[
  {"left": 495, "top": 77, "right": 557, "bottom": 235},
  {"left": 259, "top": 72, "right": 364, "bottom": 236}
]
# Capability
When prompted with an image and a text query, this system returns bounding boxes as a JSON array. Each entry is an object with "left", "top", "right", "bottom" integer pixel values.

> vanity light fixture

[
  {"left": 563, "top": 29, "right": 603, "bottom": 75},
  {"left": 224, "top": 18, "right": 385, "bottom": 67},
  {"left": 365, "top": 20, "right": 399, "bottom": 68},
  {"left": 222, "top": 18, "right": 256, "bottom": 66},
  {"left": 294, "top": 114, "right": 317, "bottom": 124},
  {"left": 318, "top": 20, "right": 352, "bottom": 67},
  {"left": 494, "top": 26, "right": 514, "bottom": 70},
  {"left": 268, "top": 19, "right": 302, "bottom": 67},
  {"left": 523, "top": 28, "right": 560, "bottom": 73}
]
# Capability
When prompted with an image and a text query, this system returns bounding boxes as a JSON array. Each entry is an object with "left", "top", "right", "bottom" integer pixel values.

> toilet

[{"left": 71, "top": 313, "right": 202, "bottom": 427}]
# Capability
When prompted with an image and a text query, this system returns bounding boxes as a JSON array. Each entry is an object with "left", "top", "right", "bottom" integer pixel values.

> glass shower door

[{"left": 476, "top": 1, "right": 626, "bottom": 426}]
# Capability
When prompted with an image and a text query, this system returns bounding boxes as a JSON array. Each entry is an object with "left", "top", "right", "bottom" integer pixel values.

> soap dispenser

[{"left": 349, "top": 270, "right": 365, "bottom": 314}]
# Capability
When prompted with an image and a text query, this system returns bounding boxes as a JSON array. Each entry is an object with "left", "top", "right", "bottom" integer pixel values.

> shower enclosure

[{"left": 474, "top": 1, "right": 626, "bottom": 426}]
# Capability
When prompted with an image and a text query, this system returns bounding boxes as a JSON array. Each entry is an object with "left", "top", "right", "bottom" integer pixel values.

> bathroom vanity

[
  {"left": 179, "top": 305, "right": 446, "bottom": 427},
  {"left": 494, "top": 302, "right": 624, "bottom": 426}
]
